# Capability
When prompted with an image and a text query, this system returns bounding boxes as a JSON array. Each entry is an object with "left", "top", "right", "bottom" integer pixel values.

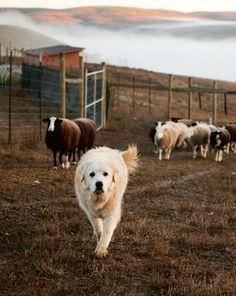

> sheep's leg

[
  {"left": 59, "top": 152, "right": 64, "bottom": 168},
  {"left": 159, "top": 149, "right": 163, "bottom": 160},
  {"left": 193, "top": 145, "right": 198, "bottom": 158},
  {"left": 202, "top": 144, "right": 208, "bottom": 158},
  {"left": 219, "top": 150, "right": 223, "bottom": 162},
  {"left": 63, "top": 153, "right": 70, "bottom": 169},
  {"left": 72, "top": 150, "right": 77, "bottom": 165},
  {"left": 215, "top": 150, "right": 219, "bottom": 162},
  {"left": 52, "top": 150, "right": 57, "bottom": 169},
  {"left": 164, "top": 148, "right": 171, "bottom": 160},
  {"left": 225, "top": 143, "right": 230, "bottom": 154},
  {"left": 154, "top": 145, "right": 159, "bottom": 154}
]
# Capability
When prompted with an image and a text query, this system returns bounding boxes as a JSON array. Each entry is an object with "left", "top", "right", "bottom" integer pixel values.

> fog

[{"left": 1, "top": 11, "right": 236, "bottom": 81}]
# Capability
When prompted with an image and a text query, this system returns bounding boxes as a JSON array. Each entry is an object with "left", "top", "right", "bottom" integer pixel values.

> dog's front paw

[{"left": 94, "top": 246, "right": 108, "bottom": 258}]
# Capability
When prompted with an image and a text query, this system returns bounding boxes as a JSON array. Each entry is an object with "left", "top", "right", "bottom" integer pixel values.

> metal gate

[{"left": 84, "top": 68, "right": 105, "bottom": 130}]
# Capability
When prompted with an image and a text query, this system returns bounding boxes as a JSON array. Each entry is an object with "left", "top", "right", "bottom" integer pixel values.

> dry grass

[{"left": 0, "top": 120, "right": 236, "bottom": 295}]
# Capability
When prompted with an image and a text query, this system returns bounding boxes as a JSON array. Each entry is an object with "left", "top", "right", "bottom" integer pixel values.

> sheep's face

[
  {"left": 42, "top": 117, "right": 63, "bottom": 132},
  {"left": 211, "top": 131, "right": 221, "bottom": 147},
  {"left": 215, "top": 133, "right": 222, "bottom": 147},
  {"left": 155, "top": 126, "right": 164, "bottom": 140}
]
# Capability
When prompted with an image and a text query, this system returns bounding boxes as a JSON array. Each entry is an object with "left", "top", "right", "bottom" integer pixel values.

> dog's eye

[
  {"left": 90, "top": 172, "right": 95, "bottom": 177},
  {"left": 103, "top": 172, "right": 108, "bottom": 176}
]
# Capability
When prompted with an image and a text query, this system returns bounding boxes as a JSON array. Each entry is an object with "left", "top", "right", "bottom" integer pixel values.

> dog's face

[{"left": 82, "top": 160, "right": 115, "bottom": 197}]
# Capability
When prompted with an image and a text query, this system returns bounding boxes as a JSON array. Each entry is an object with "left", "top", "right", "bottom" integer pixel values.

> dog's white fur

[{"left": 74, "top": 145, "right": 138, "bottom": 258}]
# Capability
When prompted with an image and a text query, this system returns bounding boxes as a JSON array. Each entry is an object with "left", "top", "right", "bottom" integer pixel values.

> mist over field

[{"left": 1, "top": 9, "right": 236, "bottom": 81}]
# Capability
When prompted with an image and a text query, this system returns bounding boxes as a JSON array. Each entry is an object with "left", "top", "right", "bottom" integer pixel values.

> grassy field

[{"left": 0, "top": 121, "right": 236, "bottom": 296}]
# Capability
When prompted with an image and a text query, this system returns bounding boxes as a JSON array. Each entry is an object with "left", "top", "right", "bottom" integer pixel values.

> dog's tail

[{"left": 122, "top": 145, "right": 139, "bottom": 174}]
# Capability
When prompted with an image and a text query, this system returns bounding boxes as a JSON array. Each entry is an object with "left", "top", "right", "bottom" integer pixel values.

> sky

[{"left": 1, "top": 0, "right": 236, "bottom": 12}]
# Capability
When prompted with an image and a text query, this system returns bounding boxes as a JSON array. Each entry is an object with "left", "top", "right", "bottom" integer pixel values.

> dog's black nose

[{"left": 95, "top": 181, "right": 103, "bottom": 189}]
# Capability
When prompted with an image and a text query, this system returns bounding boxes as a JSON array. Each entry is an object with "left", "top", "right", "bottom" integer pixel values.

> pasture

[{"left": 1, "top": 121, "right": 236, "bottom": 295}]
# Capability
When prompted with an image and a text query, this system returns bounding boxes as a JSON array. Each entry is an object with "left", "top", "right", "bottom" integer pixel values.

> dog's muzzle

[{"left": 94, "top": 181, "right": 104, "bottom": 194}]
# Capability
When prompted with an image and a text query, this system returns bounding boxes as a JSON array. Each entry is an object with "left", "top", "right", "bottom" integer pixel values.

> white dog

[{"left": 74, "top": 145, "right": 138, "bottom": 258}]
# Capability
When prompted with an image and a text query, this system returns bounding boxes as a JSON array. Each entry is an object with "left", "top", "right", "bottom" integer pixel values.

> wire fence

[
  {"left": 0, "top": 50, "right": 95, "bottom": 146},
  {"left": 107, "top": 65, "right": 236, "bottom": 126},
  {"left": 1, "top": 47, "right": 236, "bottom": 146}
]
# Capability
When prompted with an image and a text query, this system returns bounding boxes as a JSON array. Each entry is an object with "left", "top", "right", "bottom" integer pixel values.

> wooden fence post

[
  {"left": 79, "top": 55, "right": 85, "bottom": 117},
  {"left": 198, "top": 93, "right": 202, "bottom": 109},
  {"left": 38, "top": 52, "right": 43, "bottom": 141},
  {"left": 131, "top": 74, "right": 136, "bottom": 116},
  {"left": 224, "top": 93, "right": 227, "bottom": 115},
  {"left": 188, "top": 77, "right": 192, "bottom": 119},
  {"left": 148, "top": 77, "right": 152, "bottom": 114},
  {"left": 8, "top": 50, "right": 12, "bottom": 144},
  {"left": 60, "top": 52, "right": 66, "bottom": 118},
  {"left": 212, "top": 81, "right": 217, "bottom": 125},
  {"left": 168, "top": 74, "right": 173, "bottom": 120},
  {"left": 102, "top": 62, "right": 107, "bottom": 128}
]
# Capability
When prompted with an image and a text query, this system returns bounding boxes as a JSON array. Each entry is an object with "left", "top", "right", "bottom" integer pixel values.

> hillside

[
  {"left": 0, "top": 7, "right": 197, "bottom": 25},
  {"left": 2, "top": 6, "right": 236, "bottom": 26},
  {"left": 0, "top": 25, "right": 61, "bottom": 49}
]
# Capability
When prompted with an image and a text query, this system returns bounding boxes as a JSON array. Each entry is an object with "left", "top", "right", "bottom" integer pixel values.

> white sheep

[
  {"left": 187, "top": 124, "right": 211, "bottom": 158},
  {"left": 154, "top": 122, "right": 178, "bottom": 160},
  {"left": 166, "top": 121, "right": 189, "bottom": 149}
]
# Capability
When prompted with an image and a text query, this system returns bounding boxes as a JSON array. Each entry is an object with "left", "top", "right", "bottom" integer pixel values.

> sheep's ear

[
  {"left": 154, "top": 122, "right": 158, "bottom": 126},
  {"left": 81, "top": 175, "right": 85, "bottom": 182},
  {"left": 42, "top": 118, "right": 49, "bottom": 123},
  {"left": 57, "top": 118, "right": 63, "bottom": 123}
]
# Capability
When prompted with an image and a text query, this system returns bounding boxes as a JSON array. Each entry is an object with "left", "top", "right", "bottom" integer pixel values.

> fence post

[
  {"left": 168, "top": 74, "right": 173, "bottom": 120},
  {"left": 212, "top": 81, "right": 217, "bottom": 125},
  {"left": 224, "top": 93, "right": 227, "bottom": 115},
  {"left": 79, "top": 55, "right": 84, "bottom": 117},
  {"left": 188, "top": 77, "right": 192, "bottom": 119},
  {"left": 131, "top": 74, "right": 135, "bottom": 116},
  {"left": 38, "top": 52, "right": 43, "bottom": 141},
  {"left": 148, "top": 77, "right": 152, "bottom": 114},
  {"left": 8, "top": 50, "right": 12, "bottom": 144},
  {"left": 198, "top": 93, "right": 202, "bottom": 109},
  {"left": 102, "top": 62, "right": 107, "bottom": 128},
  {"left": 60, "top": 52, "right": 66, "bottom": 118}
]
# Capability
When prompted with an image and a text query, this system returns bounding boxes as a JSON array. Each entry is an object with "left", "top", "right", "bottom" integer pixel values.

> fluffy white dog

[{"left": 74, "top": 145, "right": 138, "bottom": 258}]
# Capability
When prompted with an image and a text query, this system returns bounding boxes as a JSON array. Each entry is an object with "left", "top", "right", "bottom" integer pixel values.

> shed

[{"left": 24, "top": 45, "right": 84, "bottom": 69}]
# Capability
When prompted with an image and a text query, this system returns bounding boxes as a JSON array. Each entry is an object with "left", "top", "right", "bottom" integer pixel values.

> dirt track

[{"left": 1, "top": 126, "right": 236, "bottom": 295}]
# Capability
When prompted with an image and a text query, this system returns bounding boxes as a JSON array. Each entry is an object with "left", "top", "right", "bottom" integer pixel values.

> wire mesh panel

[{"left": 85, "top": 69, "right": 104, "bottom": 130}]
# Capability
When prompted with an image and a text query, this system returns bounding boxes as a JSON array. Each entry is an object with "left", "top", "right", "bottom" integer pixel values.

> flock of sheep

[
  {"left": 42, "top": 116, "right": 236, "bottom": 169},
  {"left": 149, "top": 118, "right": 236, "bottom": 162}
]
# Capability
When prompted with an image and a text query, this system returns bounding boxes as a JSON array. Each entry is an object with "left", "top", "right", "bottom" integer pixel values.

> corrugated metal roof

[{"left": 25, "top": 45, "right": 84, "bottom": 56}]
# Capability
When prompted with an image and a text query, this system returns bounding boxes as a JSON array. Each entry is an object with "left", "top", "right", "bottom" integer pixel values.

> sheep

[
  {"left": 225, "top": 124, "right": 236, "bottom": 153},
  {"left": 166, "top": 121, "right": 189, "bottom": 149},
  {"left": 72, "top": 118, "right": 97, "bottom": 163},
  {"left": 42, "top": 116, "right": 81, "bottom": 169},
  {"left": 186, "top": 124, "right": 211, "bottom": 158},
  {"left": 154, "top": 121, "right": 178, "bottom": 160},
  {"left": 210, "top": 128, "right": 231, "bottom": 162}
]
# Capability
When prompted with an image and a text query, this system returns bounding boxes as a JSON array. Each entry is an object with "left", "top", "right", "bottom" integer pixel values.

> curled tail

[{"left": 122, "top": 145, "right": 139, "bottom": 174}]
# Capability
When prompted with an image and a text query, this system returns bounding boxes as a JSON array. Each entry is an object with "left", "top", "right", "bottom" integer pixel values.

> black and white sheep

[
  {"left": 42, "top": 116, "right": 81, "bottom": 169},
  {"left": 210, "top": 128, "right": 231, "bottom": 162}
]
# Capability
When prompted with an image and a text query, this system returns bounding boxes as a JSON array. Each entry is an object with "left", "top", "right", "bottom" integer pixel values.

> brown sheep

[{"left": 42, "top": 117, "right": 81, "bottom": 169}]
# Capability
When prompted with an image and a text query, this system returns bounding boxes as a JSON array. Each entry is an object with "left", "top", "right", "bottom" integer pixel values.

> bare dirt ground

[{"left": 1, "top": 121, "right": 236, "bottom": 296}]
